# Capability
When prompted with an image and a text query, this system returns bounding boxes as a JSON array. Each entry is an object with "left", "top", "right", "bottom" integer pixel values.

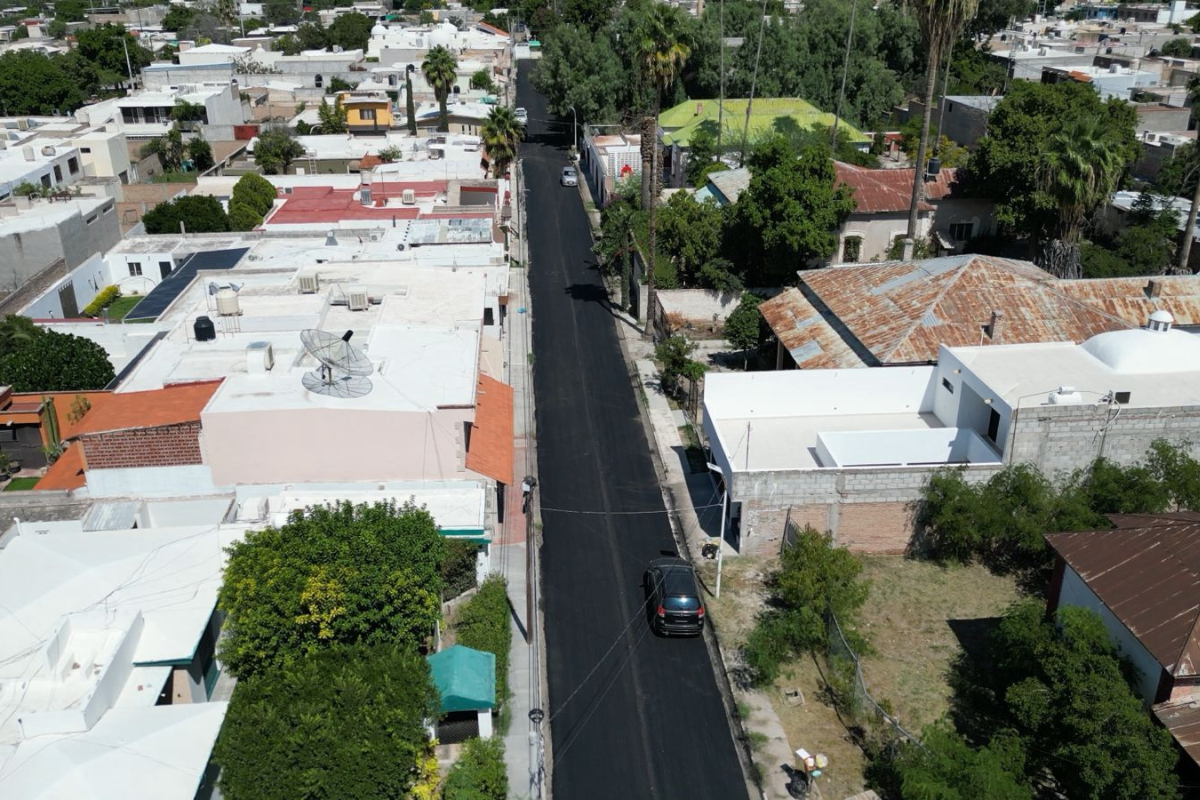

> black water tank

[{"left": 194, "top": 316, "right": 216, "bottom": 342}]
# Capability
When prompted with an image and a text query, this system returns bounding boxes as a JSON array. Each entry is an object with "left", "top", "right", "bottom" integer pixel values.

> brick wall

[{"left": 81, "top": 423, "right": 203, "bottom": 470}]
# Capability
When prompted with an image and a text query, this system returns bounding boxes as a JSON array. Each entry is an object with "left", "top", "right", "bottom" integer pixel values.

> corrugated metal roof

[
  {"left": 834, "top": 162, "right": 961, "bottom": 214},
  {"left": 1047, "top": 522, "right": 1200, "bottom": 678},
  {"left": 81, "top": 500, "right": 140, "bottom": 532},
  {"left": 757, "top": 287, "right": 864, "bottom": 370},
  {"left": 1153, "top": 701, "right": 1200, "bottom": 767},
  {"left": 1057, "top": 276, "right": 1200, "bottom": 328},
  {"left": 796, "top": 255, "right": 1135, "bottom": 364}
]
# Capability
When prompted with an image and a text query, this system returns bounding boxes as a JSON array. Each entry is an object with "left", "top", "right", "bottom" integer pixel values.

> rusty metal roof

[
  {"left": 757, "top": 287, "right": 865, "bottom": 369},
  {"left": 1108, "top": 511, "right": 1200, "bottom": 528},
  {"left": 785, "top": 255, "right": 1137, "bottom": 365},
  {"left": 1056, "top": 276, "right": 1200, "bottom": 328},
  {"left": 834, "top": 162, "right": 961, "bottom": 214},
  {"left": 1153, "top": 701, "right": 1200, "bottom": 767},
  {"left": 1047, "top": 522, "right": 1200, "bottom": 678}
]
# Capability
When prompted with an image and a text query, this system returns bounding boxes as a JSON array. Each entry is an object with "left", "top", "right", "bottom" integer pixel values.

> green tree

[
  {"left": 228, "top": 202, "right": 263, "bottom": 231},
  {"left": 655, "top": 334, "right": 702, "bottom": 396},
  {"left": 46, "top": 18, "right": 67, "bottom": 38},
  {"left": 635, "top": 3, "right": 691, "bottom": 328},
  {"left": 253, "top": 127, "right": 306, "bottom": 174},
  {"left": 470, "top": 68, "right": 497, "bottom": 93},
  {"left": 274, "top": 33, "right": 302, "bottom": 55},
  {"left": 443, "top": 737, "right": 508, "bottom": 800},
  {"left": 378, "top": 144, "right": 403, "bottom": 163},
  {"left": 0, "top": 327, "right": 114, "bottom": 392},
  {"left": 744, "top": 525, "right": 870, "bottom": 684},
  {"left": 971, "top": 80, "right": 1139, "bottom": 254},
  {"left": 188, "top": 135, "right": 214, "bottom": 171},
  {"left": 904, "top": 0, "right": 981, "bottom": 241},
  {"left": 947, "top": 38, "right": 1008, "bottom": 95},
  {"left": 75, "top": 24, "right": 151, "bottom": 84},
  {"left": 328, "top": 11, "right": 372, "bottom": 51},
  {"left": 171, "top": 99, "right": 206, "bottom": 125},
  {"left": 596, "top": 187, "right": 643, "bottom": 308},
  {"left": 213, "top": 645, "right": 439, "bottom": 800},
  {"left": 1161, "top": 37, "right": 1193, "bottom": 57},
  {"left": 0, "top": 51, "right": 95, "bottom": 115},
  {"left": 481, "top": 105, "right": 523, "bottom": 178},
  {"left": 723, "top": 292, "right": 764, "bottom": 368},
  {"left": 967, "top": 0, "right": 1034, "bottom": 36},
  {"left": 297, "top": 20, "right": 329, "bottom": 50},
  {"left": 725, "top": 136, "right": 855, "bottom": 283},
  {"left": 161, "top": 4, "right": 196, "bottom": 31},
  {"left": 232, "top": 172, "right": 278, "bottom": 216},
  {"left": 531, "top": 22, "right": 626, "bottom": 125},
  {"left": 992, "top": 601, "right": 1180, "bottom": 799},
  {"left": 698, "top": 257, "right": 743, "bottom": 294},
  {"left": 318, "top": 95, "right": 349, "bottom": 133},
  {"left": 685, "top": 125, "right": 718, "bottom": 186},
  {"left": 454, "top": 575, "right": 512, "bottom": 711},
  {"left": 217, "top": 500, "right": 446, "bottom": 679},
  {"left": 54, "top": 0, "right": 86, "bottom": 21},
  {"left": 1038, "top": 115, "right": 1129, "bottom": 278},
  {"left": 422, "top": 45, "right": 458, "bottom": 133},
  {"left": 893, "top": 721, "right": 1030, "bottom": 799},
  {"left": 142, "top": 195, "right": 230, "bottom": 234},
  {"left": 265, "top": 0, "right": 302, "bottom": 24},
  {"left": 656, "top": 191, "right": 722, "bottom": 285}
]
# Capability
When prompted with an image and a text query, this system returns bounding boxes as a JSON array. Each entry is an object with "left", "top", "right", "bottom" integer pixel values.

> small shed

[{"left": 428, "top": 645, "right": 496, "bottom": 741}]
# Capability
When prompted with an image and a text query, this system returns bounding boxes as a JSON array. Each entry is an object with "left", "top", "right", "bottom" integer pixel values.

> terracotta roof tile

[
  {"left": 790, "top": 255, "right": 1135, "bottom": 364},
  {"left": 1048, "top": 521, "right": 1200, "bottom": 678},
  {"left": 34, "top": 445, "right": 85, "bottom": 491},
  {"left": 72, "top": 380, "right": 222, "bottom": 437},
  {"left": 465, "top": 375, "right": 513, "bottom": 485}
]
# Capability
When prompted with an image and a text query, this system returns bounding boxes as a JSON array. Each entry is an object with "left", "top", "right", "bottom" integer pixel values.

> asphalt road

[{"left": 519, "top": 68, "right": 749, "bottom": 800}]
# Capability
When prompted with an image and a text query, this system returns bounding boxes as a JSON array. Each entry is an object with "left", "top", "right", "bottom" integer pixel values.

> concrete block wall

[
  {"left": 81, "top": 423, "right": 204, "bottom": 470},
  {"left": 1008, "top": 402, "right": 1200, "bottom": 478}
]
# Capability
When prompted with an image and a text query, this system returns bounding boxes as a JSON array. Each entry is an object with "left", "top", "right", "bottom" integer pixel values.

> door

[
  {"left": 57, "top": 283, "right": 78, "bottom": 319},
  {"left": 159, "top": 260, "right": 173, "bottom": 279}
]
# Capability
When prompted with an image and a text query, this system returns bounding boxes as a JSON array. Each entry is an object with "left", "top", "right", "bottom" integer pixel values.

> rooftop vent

[
  {"left": 1148, "top": 309, "right": 1174, "bottom": 332},
  {"left": 298, "top": 271, "right": 319, "bottom": 294},
  {"left": 986, "top": 309, "right": 1004, "bottom": 341},
  {"left": 401, "top": 188, "right": 416, "bottom": 205},
  {"left": 1146, "top": 278, "right": 1163, "bottom": 300},
  {"left": 246, "top": 341, "right": 274, "bottom": 374},
  {"left": 325, "top": 230, "right": 338, "bottom": 247}
]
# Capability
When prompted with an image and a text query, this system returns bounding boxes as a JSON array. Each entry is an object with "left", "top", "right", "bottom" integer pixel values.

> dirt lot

[{"left": 699, "top": 552, "right": 1021, "bottom": 799}]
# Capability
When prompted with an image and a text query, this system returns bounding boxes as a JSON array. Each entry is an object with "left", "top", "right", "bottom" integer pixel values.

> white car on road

[
  {"left": 515, "top": 107, "right": 529, "bottom": 125},
  {"left": 561, "top": 166, "right": 578, "bottom": 187}
]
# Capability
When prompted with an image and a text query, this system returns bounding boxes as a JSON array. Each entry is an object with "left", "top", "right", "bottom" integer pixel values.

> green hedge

[
  {"left": 442, "top": 539, "right": 479, "bottom": 601},
  {"left": 454, "top": 575, "right": 511, "bottom": 713},
  {"left": 442, "top": 736, "right": 507, "bottom": 800},
  {"left": 81, "top": 286, "right": 119, "bottom": 317}
]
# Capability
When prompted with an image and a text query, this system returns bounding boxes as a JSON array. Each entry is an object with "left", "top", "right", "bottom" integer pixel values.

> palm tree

[
  {"left": 1179, "top": 76, "right": 1200, "bottom": 273},
  {"left": 1038, "top": 116, "right": 1127, "bottom": 279},
  {"left": 635, "top": 4, "right": 691, "bottom": 336},
  {"left": 405, "top": 64, "right": 418, "bottom": 137},
  {"left": 482, "top": 106, "right": 524, "bottom": 178},
  {"left": 422, "top": 46, "right": 458, "bottom": 133},
  {"left": 904, "top": 0, "right": 980, "bottom": 244}
]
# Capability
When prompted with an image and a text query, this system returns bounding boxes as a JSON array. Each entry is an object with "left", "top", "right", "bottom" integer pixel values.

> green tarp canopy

[{"left": 427, "top": 645, "right": 496, "bottom": 713}]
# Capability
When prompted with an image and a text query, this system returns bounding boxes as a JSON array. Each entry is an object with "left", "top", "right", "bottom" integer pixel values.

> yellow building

[{"left": 337, "top": 91, "right": 395, "bottom": 135}]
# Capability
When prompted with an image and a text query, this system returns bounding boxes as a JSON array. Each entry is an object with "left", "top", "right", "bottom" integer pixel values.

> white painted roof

[{"left": 0, "top": 703, "right": 228, "bottom": 799}]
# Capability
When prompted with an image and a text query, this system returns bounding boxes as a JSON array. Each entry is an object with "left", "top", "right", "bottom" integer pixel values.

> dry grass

[{"left": 700, "top": 552, "right": 1021, "bottom": 797}]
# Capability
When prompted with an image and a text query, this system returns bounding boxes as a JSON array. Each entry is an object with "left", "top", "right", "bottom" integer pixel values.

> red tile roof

[
  {"left": 35, "top": 445, "right": 85, "bottom": 491},
  {"left": 465, "top": 375, "right": 513, "bottom": 485},
  {"left": 834, "top": 161, "right": 961, "bottom": 215},
  {"left": 264, "top": 182, "right": 485, "bottom": 226},
  {"left": 73, "top": 380, "right": 222, "bottom": 437}
]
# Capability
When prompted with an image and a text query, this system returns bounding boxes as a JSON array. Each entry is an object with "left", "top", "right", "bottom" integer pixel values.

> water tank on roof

[
  {"left": 216, "top": 287, "right": 242, "bottom": 316},
  {"left": 21, "top": 145, "right": 34, "bottom": 162},
  {"left": 194, "top": 316, "right": 216, "bottom": 342}
]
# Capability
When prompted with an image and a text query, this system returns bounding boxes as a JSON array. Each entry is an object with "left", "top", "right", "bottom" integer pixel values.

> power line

[{"left": 541, "top": 502, "right": 723, "bottom": 516}]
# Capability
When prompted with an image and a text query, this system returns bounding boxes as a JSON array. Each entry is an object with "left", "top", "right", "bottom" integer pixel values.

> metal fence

[{"left": 825, "top": 611, "right": 922, "bottom": 757}]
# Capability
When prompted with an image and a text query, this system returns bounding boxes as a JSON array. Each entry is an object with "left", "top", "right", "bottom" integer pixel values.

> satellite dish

[{"left": 300, "top": 329, "right": 374, "bottom": 398}]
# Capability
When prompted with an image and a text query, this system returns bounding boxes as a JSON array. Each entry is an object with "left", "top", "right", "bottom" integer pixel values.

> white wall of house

[
  {"left": 934, "top": 347, "right": 1015, "bottom": 454},
  {"left": 87, "top": 465, "right": 224, "bottom": 498},
  {"left": 1057, "top": 565, "right": 1163, "bottom": 705},
  {"left": 21, "top": 253, "right": 108, "bottom": 319}
]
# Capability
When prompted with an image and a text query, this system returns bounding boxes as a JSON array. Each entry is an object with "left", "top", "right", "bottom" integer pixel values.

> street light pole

[
  {"left": 706, "top": 462, "right": 727, "bottom": 598},
  {"left": 570, "top": 106, "right": 577, "bottom": 153}
]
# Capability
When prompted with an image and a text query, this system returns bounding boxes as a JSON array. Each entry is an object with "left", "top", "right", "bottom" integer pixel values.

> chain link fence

[{"left": 825, "top": 611, "right": 922, "bottom": 759}]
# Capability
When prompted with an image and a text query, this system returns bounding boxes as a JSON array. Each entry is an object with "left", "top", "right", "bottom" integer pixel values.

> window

[
  {"left": 80, "top": 147, "right": 91, "bottom": 154},
  {"left": 841, "top": 235, "right": 862, "bottom": 263},
  {"left": 159, "top": 261, "right": 172, "bottom": 278},
  {"left": 86, "top": 215, "right": 96, "bottom": 225},
  {"left": 67, "top": 157, "right": 78, "bottom": 174},
  {"left": 483, "top": 307, "right": 494, "bottom": 325},
  {"left": 986, "top": 408, "right": 1001, "bottom": 443},
  {"left": 360, "top": 108, "right": 376, "bottom": 121},
  {"left": 941, "top": 377, "right": 954, "bottom": 393},
  {"left": 314, "top": 74, "right": 323, "bottom": 88},
  {"left": 40, "top": 174, "right": 51, "bottom": 189},
  {"left": 948, "top": 221, "right": 974, "bottom": 242},
  {"left": 128, "top": 261, "right": 143, "bottom": 277}
]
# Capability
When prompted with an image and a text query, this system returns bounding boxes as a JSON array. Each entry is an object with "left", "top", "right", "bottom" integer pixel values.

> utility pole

[
  {"left": 122, "top": 34, "right": 134, "bottom": 91},
  {"left": 831, "top": 0, "right": 858, "bottom": 152},
  {"left": 716, "top": 0, "right": 725, "bottom": 160}
]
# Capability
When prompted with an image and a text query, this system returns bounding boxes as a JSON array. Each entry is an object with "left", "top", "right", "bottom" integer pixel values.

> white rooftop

[
  {"left": 239, "top": 480, "right": 488, "bottom": 531},
  {"left": 0, "top": 196, "right": 110, "bottom": 236}
]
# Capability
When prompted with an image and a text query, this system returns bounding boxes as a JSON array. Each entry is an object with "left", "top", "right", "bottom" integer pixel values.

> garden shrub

[
  {"left": 81, "top": 286, "right": 120, "bottom": 317},
  {"left": 454, "top": 575, "right": 511, "bottom": 710},
  {"left": 442, "top": 539, "right": 479, "bottom": 600}
]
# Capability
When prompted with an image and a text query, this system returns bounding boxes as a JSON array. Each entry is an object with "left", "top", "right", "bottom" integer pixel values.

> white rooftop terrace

[{"left": 0, "top": 195, "right": 111, "bottom": 236}]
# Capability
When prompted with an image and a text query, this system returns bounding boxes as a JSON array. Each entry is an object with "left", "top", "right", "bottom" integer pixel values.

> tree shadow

[{"left": 945, "top": 616, "right": 1006, "bottom": 742}]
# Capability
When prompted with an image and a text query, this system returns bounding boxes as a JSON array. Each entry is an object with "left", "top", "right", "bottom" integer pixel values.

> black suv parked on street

[{"left": 645, "top": 557, "right": 705, "bottom": 636}]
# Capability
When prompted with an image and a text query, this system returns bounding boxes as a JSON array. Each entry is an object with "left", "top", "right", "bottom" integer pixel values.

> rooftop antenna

[{"left": 300, "top": 329, "right": 374, "bottom": 398}]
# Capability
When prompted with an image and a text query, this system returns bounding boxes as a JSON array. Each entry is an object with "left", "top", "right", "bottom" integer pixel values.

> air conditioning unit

[
  {"left": 347, "top": 286, "right": 370, "bottom": 311},
  {"left": 369, "top": 230, "right": 383, "bottom": 242},
  {"left": 41, "top": 145, "right": 55, "bottom": 157},
  {"left": 361, "top": 186, "right": 373, "bottom": 206},
  {"left": 16, "top": 119, "right": 28, "bottom": 131},
  {"left": 298, "top": 271, "right": 320, "bottom": 293},
  {"left": 401, "top": 188, "right": 416, "bottom": 204},
  {"left": 246, "top": 341, "right": 274, "bottom": 374},
  {"left": 283, "top": 186, "right": 294, "bottom": 194}
]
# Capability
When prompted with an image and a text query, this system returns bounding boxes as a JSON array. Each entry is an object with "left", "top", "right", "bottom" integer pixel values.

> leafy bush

[
  {"left": 218, "top": 501, "right": 446, "bottom": 679},
  {"left": 0, "top": 327, "right": 114, "bottom": 391},
  {"left": 744, "top": 526, "right": 869, "bottom": 685},
  {"left": 724, "top": 292, "right": 765, "bottom": 368},
  {"left": 454, "top": 575, "right": 511, "bottom": 710},
  {"left": 227, "top": 201, "right": 263, "bottom": 232},
  {"left": 231, "top": 172, "right": 278, "bottom": 217},
  {"left": 442, "top": 736, "right": 508, "bottom": 800},
  {"left": 655, "top": 334, "right": 704, "bottom": 397},
  {"left": 214, "top": 645, "right": 439, "bottom": 800},
  {"left": 442, "top": 539, "right": 479, "bottom": 600},
  {"left": 81, "top": 285, "right": 120, "bottom": 317},
  {"left": 890, "top": 721, "right": 1030, "bottom": 799},
  {"left": 142, "top": 194, "right": 229, "bottom": 234}
]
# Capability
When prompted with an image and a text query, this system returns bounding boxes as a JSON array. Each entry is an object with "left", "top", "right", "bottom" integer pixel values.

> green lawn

[
  {"left": 5, "top": 477, "right": 39, "bottom": 491},
  {"left": 105, "top": 295, "right": 144, "bottom": 320}
]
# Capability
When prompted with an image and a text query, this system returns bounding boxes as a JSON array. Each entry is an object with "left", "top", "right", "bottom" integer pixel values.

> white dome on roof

[
  {"left": 371, "top": 22, "right": 387, "bottom": 36},
  {"left": 1082, "top": 326, "right": 1200, "bottom": 374},
  {"left": 428, "top": 21, "right": 457, "bottom": 49}
]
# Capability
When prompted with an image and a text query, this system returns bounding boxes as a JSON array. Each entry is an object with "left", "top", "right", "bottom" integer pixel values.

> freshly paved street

[{"left": 518, "top": 68, "right": 749, "bottom": 799}]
